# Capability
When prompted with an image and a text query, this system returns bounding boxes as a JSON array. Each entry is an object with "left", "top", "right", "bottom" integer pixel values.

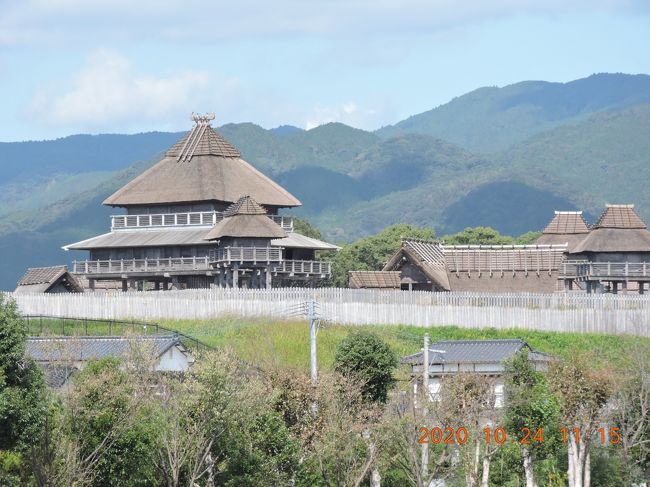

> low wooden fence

[{"left": 7, "top": 289, "right": 650, "bottom": 336}]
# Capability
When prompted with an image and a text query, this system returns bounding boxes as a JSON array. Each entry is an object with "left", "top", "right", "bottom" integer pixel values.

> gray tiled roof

[
  {"left": 401, "top": 339, "right": 551, "bottom": 365},
  {"left": 26, "top": 335, "right": 181, "bottom": 362}
]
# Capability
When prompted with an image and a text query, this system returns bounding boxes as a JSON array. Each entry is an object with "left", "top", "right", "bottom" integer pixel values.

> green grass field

[
  {"left": 26, "top": 314, "right": 648, "bottom": 373},
  {"left": 158, "top": 316, "right": 649, "bottom": 373}
]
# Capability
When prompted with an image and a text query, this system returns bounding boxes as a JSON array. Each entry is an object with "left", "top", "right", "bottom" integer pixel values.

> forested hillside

[{"left": 1, "top": 73, "right": 650, "bottom": 289}]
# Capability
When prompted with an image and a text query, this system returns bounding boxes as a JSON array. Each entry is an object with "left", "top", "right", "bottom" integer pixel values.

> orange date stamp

[{"left": 418, "top": 426, "right": 621, "bottom": 446}]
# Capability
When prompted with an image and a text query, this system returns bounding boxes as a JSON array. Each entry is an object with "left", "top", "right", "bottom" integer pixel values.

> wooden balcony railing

[
  {"left": 210, "top": 247, "right": 283, "bottom": 264},
  {"left": 73, "top": 254, "right": 332, "bottom": 277},
  {"left": 274, "top": 260, "right": 331, "bottom": 275},
  {"left": 561, "top": 261, "right": 650, "bottom": 279},
  {"left": 111, "top": 212, "right": 294, "bottom": 231},
  {"left": 73, "top": 257, "right": 211, "bottom": 275}
]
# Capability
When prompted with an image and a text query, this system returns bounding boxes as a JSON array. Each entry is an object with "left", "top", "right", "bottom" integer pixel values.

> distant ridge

[
  {"left": 376, "top": 73, "right": 650, "bottom": 153},
  {"left": 1, "top": 73, "right": 650, "bottom": 289}
]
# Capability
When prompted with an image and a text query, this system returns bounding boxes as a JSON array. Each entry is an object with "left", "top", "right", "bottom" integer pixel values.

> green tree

[
  {"left": 293, "top": 217, "right": 325, "bottom": 240},
  {"left": 332, "top": 224, "right": 435, "bottom": 287},
  {"left": 0, "top": 294, "right": 46, "bottom": 453},
  {"left": 516, "top": 231, "right": 543, "bottom": 244},
  {"left": 503, "top": 349, "right": 561, "bottom": 487},
  {"left": 442, "top": 226, "right": 515, "bottom": 245},
  {"left": 334, "top": 331, "right": 398, "bottom": 403},
  {"left": 55, "top": 357, "right": 159, "bottom": 487}
]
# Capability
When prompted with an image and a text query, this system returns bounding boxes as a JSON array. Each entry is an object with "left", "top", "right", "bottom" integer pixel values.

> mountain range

[{"left": 1, "top": 72, "right": 649, "bottom": 289}]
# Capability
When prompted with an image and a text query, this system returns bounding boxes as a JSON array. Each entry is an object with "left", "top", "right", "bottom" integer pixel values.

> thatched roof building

[
  {"left": 536, "top": 211, "right": 589, "bottom": 251},
  {"left": 15, "top": 266, "right": 83, "bottom": 294},
  {"left": 205, "top": 196, "right": 287, "bottom": 240},
  {"left": 381, "top": 239, "right": 567, "bottom": 293},
  {"left": 103, "top": 115, "right": 300, "bottom": 210},
  {"left": 572, "top": 204, "right": 650, "bottom": 254}
]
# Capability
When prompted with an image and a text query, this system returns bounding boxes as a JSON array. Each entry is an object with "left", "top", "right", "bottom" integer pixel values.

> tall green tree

[
  {"left": 0, "top": 294, "right": 46, "bottom": 452},
  {"left": 332, "top": 224, "right": 435, "bottom": 286},
  {"left": 503, "top": 349, "right": 561, "bottom": 487}
]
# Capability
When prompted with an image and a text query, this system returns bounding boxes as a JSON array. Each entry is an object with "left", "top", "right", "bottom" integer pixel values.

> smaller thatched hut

[
  {"left": 536, "top": 211, "right": 590, "bottom": 251},
  {"left": 15, "top": 266, "right": 83, "bottom": 294}
]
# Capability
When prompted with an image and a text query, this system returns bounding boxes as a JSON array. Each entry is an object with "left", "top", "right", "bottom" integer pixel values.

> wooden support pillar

[
  {"left": 586, "top": 281, "right": 592, "bottom": 294},
  {"left": 154, "top": 281, "right": 160, "bottom": 291},
  {"left": 612, "top": 281, "right": 619, "bottom": 294},
  {"left": 232, "top": 265, "right": 239, "bottom": 288},
  {"left": 122, "top": 279, "right": 128, "bottom": 292},
  {"left": 225, "top": 268, "right": 233, "bottom": 288},
  {"left": 265, "top": 267, "right": 272, "bottom": 289},
  {"left": 128, "top": 279, "right": 137, "bottom": 292},
  {"left": 88, "top": 279, "right": 96, "bottom": 292},
  {"left": 218, "top": 269, "right": 225, "bottom": 288},
  {"left": 622, "top": 281, "right": 628, "bottom": 295},
  {"left": 639, "top": 282, "right": 645, "bottom": 295},
  {"left": 210, "top": 275, "right": 218, "bottom": 289},
  {"left": 564, "top": 279, "right": 573, "bottom": 292},
  {"left": 171, "top": 277, "right": 180, "bottom": 291}
]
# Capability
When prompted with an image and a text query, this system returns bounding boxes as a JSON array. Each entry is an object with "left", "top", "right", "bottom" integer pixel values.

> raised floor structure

[{"left": 62, "top": 114, "right": 339, "bottom": 291}]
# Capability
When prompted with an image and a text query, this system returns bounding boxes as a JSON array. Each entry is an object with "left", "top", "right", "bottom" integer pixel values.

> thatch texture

[
  {"left": 15, "top": 266, "right": 83, "bottom": 293},
  {"left": 571, "top": 228, "right": 650, "bottom": 253},
  {"left": 572, "top": 204, "right": 650, "bottom": 253},
  {"left": 594, "top": 204, "right": 647, "bottom": 229},
  {"left": 205, "top": 196, "right": 287, "bottom": 240},
  {"left": 349, "top": 271, "right": 400, "bottom": 289},
  {"left": 536, "top": 211, "right": 589, "bottom": 251},
  {"left": 383, "top": 239, "right": 450, "bottom": 290},
  {"left": 543, "top": 211, "right": 590, "bottom": 234},
  {"left": 103, "top": 124, "right": 300, "bottom": 208}
]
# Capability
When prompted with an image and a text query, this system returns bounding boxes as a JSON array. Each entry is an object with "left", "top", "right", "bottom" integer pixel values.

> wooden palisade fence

[{"left": 7, "top": 288, "right": 650, "bottom": 336}]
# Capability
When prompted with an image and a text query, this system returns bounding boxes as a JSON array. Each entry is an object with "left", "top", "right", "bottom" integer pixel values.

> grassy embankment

[
  {"left": 27, "top": 315, "right": 648, "bottom": 373},
  {"left": 159, "top": 316, "right": 648, "bottom": 372}
]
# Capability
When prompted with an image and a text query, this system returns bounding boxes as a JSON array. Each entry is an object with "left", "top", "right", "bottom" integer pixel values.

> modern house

[
  {"left": 352, "top": 204, "right": 650, "bottom": 294},
  {"left": 26, "top": 334, "right": 194, "bottom": 387},
  {"left": 14, "top": 266, "right": 83, "bottom": 294},
  {"left": 62, "top": 114, "right": 339, "bottom": 291},
  {"left": 401, "top": 339, "right": 552, "bottom": 408}
]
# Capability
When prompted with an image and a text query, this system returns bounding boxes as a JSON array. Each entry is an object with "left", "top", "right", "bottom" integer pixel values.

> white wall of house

[{"left": 155, "top": 345, "right": 193, "bottom": 372}]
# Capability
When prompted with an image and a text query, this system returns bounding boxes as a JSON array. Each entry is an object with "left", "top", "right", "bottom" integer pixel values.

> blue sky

[{"left": 1, "top": 0, "right": 649, "bottom": 141}]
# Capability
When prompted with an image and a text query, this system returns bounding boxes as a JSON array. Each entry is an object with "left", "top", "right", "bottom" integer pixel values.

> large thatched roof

[
  {"left": 572, "top": 204, "right": 650, "bottom": 253},
  {"left": 536, "top": 211, "right": 589, "bottom": 251},
  {"left": 204, "top": 196, "right": 287, "bottom": 240},
  {"left": 103, "top": 116, "right": 301, "bottom": 208}
]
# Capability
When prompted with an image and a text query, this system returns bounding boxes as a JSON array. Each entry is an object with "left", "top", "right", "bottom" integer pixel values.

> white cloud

[
  {"left": 1, "top": 0, "right": 646, "bottom": 46},
  {"left": 29, "top": 49, "right": 211, "bottom": 129},
  {"left": 305, "top": 101, "right": 387, "bottom": 130}
]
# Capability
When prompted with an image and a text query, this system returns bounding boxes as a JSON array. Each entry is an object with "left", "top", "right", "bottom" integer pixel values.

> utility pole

[
  {"left": 308, "top": 298, "right": 318, "bottom": 386},
  {"left": 421, "top": 333, "right": 430, "bottom": 481}
]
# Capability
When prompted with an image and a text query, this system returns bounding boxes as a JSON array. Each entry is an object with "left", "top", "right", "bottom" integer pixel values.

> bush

[{"left": 334, "top": 331, "right": 398, "bottom": 403}]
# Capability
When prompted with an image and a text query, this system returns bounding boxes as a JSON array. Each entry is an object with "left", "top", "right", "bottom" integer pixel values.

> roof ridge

[
  {"left": 168, "top": 114, "right": 241, "bottom": 161},
  {"left": 593, "top": 203, "right": 647, "bottom": 229}
]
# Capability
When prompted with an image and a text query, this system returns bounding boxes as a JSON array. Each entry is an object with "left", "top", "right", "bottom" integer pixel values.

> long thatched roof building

[{"left": 353, "top": 204, "right": 650, "bottom": 295}]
